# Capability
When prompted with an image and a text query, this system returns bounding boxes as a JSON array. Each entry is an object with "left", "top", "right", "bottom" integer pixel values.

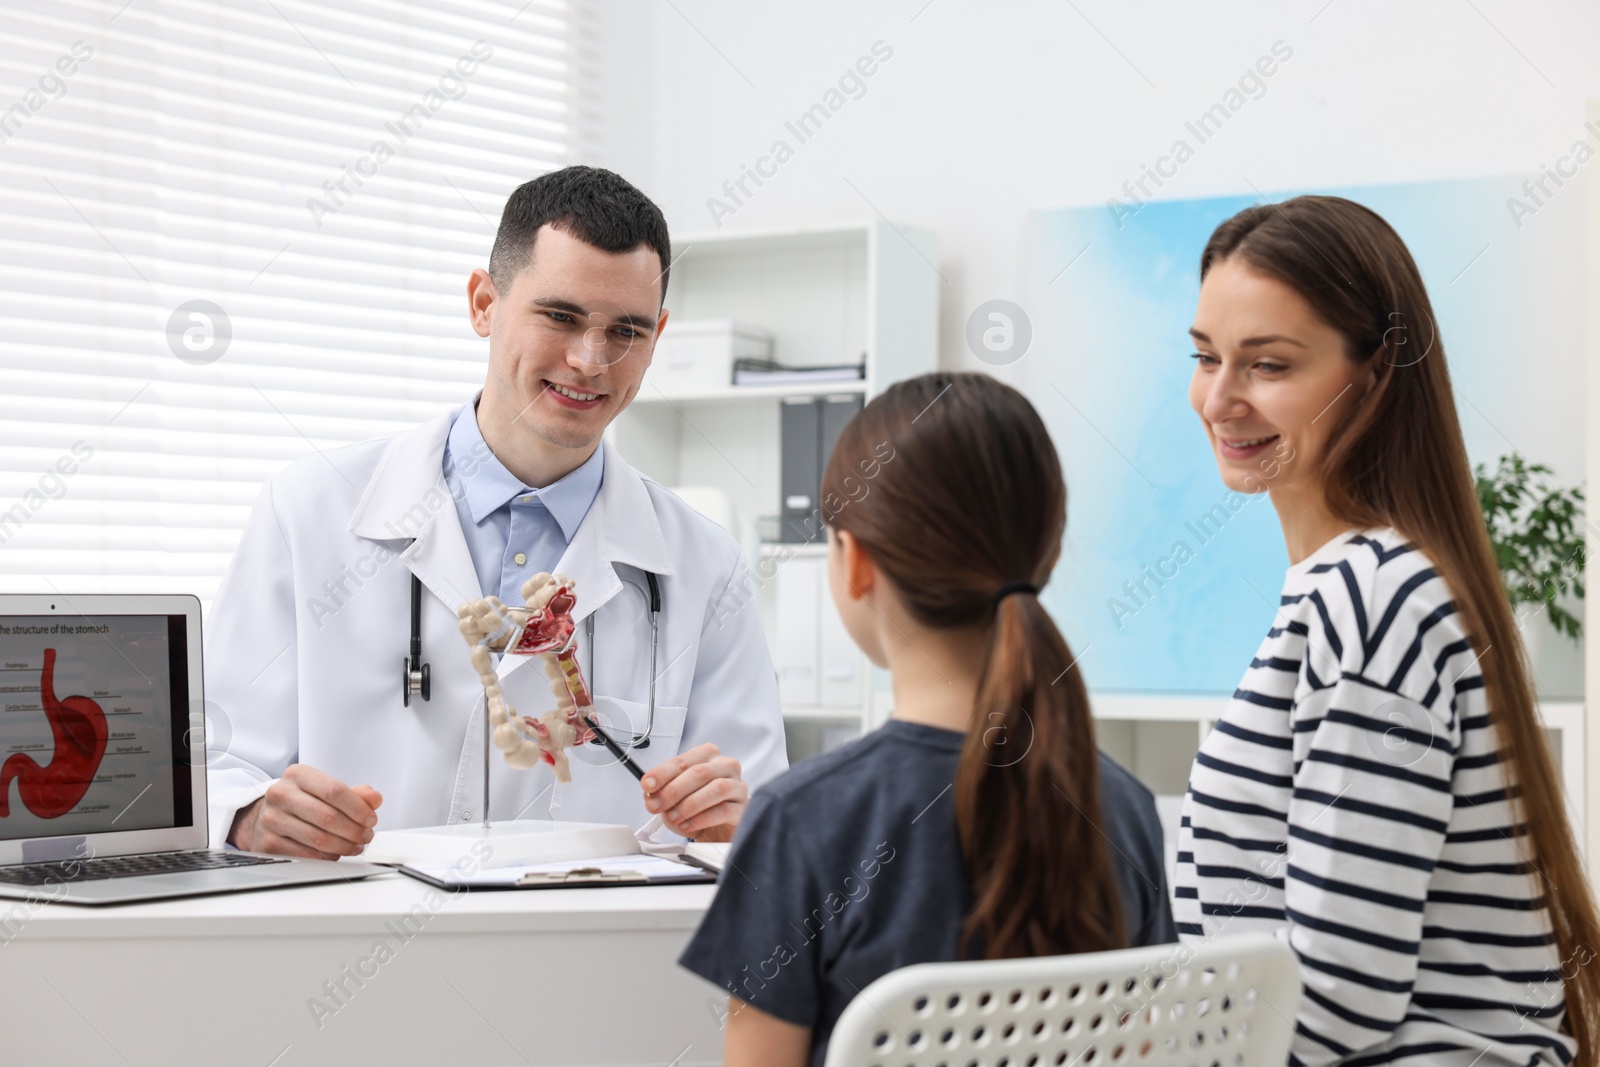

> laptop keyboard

[{"left": 0, "top": 851, "right": 289, "bottom": 886}]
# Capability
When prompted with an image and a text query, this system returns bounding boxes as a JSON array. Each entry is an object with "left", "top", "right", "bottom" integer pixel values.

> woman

[
  {"left": 1175, "top": 195, "right": 1598, "bottom": 1065},
  {"left": 678, "top": 373, "right": 1176, "bottom": 1067}
]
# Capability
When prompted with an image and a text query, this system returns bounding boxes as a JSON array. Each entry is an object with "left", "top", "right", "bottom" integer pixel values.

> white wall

[
  {"left": 580, "top": 0, "right": 1598, "bottom": 701},
  {"left": 583, "top": 0, "right": 1600, "bottom": 381}
]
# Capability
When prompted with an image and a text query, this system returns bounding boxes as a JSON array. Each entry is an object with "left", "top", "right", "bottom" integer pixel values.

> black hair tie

[{"left": 992, "top": 581, "right": 1039, "bottom": 605}]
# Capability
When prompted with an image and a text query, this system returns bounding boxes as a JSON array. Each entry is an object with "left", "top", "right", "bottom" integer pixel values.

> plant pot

[{"left": 1517, "top": 606, "right": 1584, "bottom": 700}]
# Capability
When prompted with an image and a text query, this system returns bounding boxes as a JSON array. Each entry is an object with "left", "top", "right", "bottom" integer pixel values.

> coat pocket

[{"left": 549, "top": 696, "right": 689, "bottom": 828}]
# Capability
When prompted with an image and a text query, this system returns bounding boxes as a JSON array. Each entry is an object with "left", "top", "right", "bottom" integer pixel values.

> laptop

[{"left": 0, "top": 593, "right": 387, "bottom": 905}]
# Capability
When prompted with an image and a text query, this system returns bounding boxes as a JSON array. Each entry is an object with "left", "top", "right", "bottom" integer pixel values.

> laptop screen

[{"left": 0, "top": 614, "right": 194, "bottom": 841}]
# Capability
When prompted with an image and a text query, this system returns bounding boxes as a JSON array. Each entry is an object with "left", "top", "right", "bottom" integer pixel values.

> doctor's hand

[
  {"left": 227, "top": 764, "right": 383, "bottom": 859},
  {"left": 641, "top": 743, "right": 747, "bottom": 843}
]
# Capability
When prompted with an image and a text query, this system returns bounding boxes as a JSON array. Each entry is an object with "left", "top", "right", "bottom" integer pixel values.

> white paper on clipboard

[{"left": 405, "top": 853, "right": 709, "bottom": 888}]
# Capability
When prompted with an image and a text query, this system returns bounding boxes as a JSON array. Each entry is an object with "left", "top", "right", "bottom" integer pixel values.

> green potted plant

[{"left": 1473, "top": 455, "right": 1585, "bottom": 694}]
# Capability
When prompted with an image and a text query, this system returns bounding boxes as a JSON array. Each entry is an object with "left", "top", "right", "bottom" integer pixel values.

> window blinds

[{"left": 0, "top": 0, "right": 575, "bottom": 604}]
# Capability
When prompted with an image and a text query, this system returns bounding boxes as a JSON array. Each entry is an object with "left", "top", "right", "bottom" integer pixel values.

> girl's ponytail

[{"left": 956, "top": 586, "right": 1123, "bottom": 957}]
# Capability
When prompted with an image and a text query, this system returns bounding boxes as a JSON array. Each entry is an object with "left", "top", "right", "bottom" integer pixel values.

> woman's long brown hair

[
  {"left": 820, "top": 373, "right": 1124, "bottom": 959},
  {"left": 1203, "top": 196, "right": 1599, "bottom": 1061}
]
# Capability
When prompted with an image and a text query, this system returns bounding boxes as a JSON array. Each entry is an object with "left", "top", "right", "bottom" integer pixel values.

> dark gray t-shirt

[{"left": 678, "top": 720, "right": 1176, "bottom": 1066}]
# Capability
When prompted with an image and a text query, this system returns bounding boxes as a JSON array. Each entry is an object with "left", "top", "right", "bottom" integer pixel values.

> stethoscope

[{"left": 403, "top": 570, "right": 662, "bottom": 749}]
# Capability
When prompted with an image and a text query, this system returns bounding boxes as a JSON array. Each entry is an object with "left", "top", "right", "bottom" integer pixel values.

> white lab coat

[{"left": 202, "top": 404, "right": 788, "bottom": 847}]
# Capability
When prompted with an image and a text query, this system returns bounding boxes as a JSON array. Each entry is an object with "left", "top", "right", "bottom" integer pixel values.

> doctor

[{"left": 206, "top": 166, "right": 787, "bottom": 857}]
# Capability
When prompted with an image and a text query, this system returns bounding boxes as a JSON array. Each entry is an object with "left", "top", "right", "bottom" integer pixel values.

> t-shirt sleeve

[
  {"left": 1135, "top": 818, "right": 1179, "bottom": 948},
  {"left": 1096, "top": 756, "right": 1178, "bottom": 947},
  {"left": 678, "top": 789, "right": 827, "bottom": 1028}
]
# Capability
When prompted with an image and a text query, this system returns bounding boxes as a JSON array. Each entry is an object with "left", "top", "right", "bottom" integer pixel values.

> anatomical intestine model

[{"left": 457, "top": 573, "right": 597, "bottom": 783}]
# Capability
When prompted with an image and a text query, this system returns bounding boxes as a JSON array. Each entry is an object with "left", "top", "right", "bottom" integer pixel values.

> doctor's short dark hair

[{"left": 488, "top": 166, "right": 672, "bottom": 301}]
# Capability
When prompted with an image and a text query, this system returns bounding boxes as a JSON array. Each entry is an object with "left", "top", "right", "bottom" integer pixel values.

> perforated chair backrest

[{"left": 822, "top": 932, "right": 1299, "bottom": 1067}]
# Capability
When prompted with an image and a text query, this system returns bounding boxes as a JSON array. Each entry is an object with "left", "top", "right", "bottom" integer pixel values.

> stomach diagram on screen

[{"left": 0, "top": 649, "right": 108, "bottom": 819}]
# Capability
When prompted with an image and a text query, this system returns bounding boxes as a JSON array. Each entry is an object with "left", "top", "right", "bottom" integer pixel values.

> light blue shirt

[{"left": 441, "top": 401, "right": 605, "bottom": 603}]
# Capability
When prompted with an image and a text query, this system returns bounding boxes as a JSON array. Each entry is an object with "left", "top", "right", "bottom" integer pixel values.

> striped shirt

[{"left": 1173, "top": 527, "right": 1575, "bottom": 1066}]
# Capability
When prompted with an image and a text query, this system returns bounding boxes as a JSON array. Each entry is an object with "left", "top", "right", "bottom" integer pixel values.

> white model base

[{"left": 362, "top": 819, "right": 639, "bottom": 868}]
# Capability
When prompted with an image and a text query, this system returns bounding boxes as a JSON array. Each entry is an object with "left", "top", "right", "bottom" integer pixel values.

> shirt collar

[
  {"left": 444, "top": 402, "right": 605, "bottom": 538},
  {"left": 534, "top": 442, "right": 605, "bottom": 542}
]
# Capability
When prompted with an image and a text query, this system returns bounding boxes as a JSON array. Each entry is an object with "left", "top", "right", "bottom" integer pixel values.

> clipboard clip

[{"left": 515, "top": 867, "right": 650, "bottom": 886}]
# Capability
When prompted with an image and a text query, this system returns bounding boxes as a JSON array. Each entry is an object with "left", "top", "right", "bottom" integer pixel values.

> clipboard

[{"left": 397, "top": 852, "right": 717, "bottom": 892}]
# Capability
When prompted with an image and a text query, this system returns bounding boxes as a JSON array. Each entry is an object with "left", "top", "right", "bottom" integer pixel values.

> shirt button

[
  {"left": 462, "top": 811, "right": 472, "bottom": 821},
  {"left": 514, "top": 553, "right": 527, "bottom": 566},
  {"left": 520, "top": 495, "right": 532, "bottom": 503}
]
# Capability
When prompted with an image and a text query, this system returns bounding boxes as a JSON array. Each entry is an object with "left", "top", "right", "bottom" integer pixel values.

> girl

[
  {"left": 678, "top": 372, "right": 1177, "bottom": 1067},
  {"left": 1175, "top": 195, "right": 1599, "bottom": 1065}
]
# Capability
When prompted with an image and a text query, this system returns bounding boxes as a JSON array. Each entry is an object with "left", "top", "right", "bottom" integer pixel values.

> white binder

[{"left": 774, "top": 555, "right": 821, "bottom": 706}]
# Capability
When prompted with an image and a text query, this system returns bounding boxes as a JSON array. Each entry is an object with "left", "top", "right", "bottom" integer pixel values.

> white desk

[{"left": 0, "top": 870, "right": 728, "bottom": 1066}]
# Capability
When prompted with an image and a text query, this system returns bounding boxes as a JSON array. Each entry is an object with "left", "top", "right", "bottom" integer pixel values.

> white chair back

[{"left": 822, "top": 932, "right": 1299, "bottom": 1067}]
